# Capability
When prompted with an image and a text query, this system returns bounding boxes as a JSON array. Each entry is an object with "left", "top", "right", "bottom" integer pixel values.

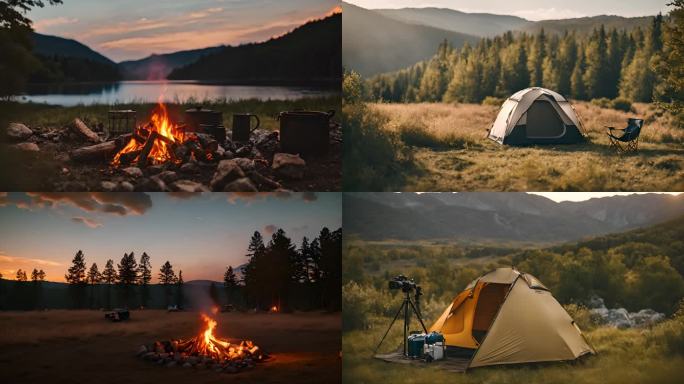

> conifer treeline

[{"left": 365, "top": 16, "right": 665, "bottom": 104}]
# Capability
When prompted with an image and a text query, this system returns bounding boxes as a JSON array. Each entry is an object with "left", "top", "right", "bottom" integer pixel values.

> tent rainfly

[
  {"left": 429, "top": 267, "right": 595, "bottom": 369},
  {"left": 488, "top": 87, "right": 586, "bottom": 145}
]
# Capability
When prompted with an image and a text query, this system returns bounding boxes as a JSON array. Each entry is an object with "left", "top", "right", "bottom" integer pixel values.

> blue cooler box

[{"left": 407, "top": 334, "right": 426, "bottom": 358}]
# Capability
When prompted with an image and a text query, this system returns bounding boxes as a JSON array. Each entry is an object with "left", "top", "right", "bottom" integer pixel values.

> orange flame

[
  {"left": 111, "top": 100, "right": 186, "bottom": 166},
  {"left": 186, "top": 313, "right": 259, "bottom": 361}
]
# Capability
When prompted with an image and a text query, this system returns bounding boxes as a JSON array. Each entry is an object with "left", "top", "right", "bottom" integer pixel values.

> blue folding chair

[{"left": 606, "top": 118, "right": 644, "bottom": 154}]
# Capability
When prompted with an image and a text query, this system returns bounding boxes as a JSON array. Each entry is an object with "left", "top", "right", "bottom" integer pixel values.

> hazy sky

[
  {"left": 346, "top": 0, "right": 671, "bottom": 20},
  {"left": 28, "top": 0, "right": 339, "bottom": 62},
  {"left": 0, "top": 192, "right": 341, "bottom": 283}
]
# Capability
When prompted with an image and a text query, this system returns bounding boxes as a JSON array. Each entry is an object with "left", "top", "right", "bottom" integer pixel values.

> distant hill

[
  {"left": 520, "top": 15, "right": 654, "bottom": 35},
  {"left": 342, "top": 2, "right": 479, "bottom": 76},
  {"left": 118, "top": 46, "right": 224, "bottom": 80},
  {"left": 375, "top": 7, "right": 531, "bottom": 37},
  {"left": 29, "top": 33, "right": 121, "bottom": 82},
  {"left": 344, "top": 193, "right": 684, "bottom": 243},
  {"left": 168, "top": 13, "right": 341, "bottom": 85},
  {"left": 31, "top": 32, "right": 116, "bottom": 65}
]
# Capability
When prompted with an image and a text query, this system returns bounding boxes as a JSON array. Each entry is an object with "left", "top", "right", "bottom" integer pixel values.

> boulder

[
  {"left": 210, "top": 159, "right": 245, "bottom": 191},
  {"left": 233, "top": 157, "right": 255, "bottom": 172},
  {"left": 7, "top": 123, "right": 33, "bottom": 141},
  {"left": 223, "top": 177, "right": 258, "bottom": 192},
  {"left": 172, "top": 180, "right": 210, "bottom": 193},
  {"left": 272, "top": 153, "right": 306, "bottom": 179},
  {"left": 13, "top": 142, "right": 39, "bottom": 152},
  {"left": 101, "top": 181, "right": 118, "bottom": 192},
  {"left": 122, "top": 166, "right": 143, "bottom": 178},
  {"left": 119, "top": 181, "right": 135, "bottom": 192},
  {"left": 157, "top": 170, "right": 179, "bottom": 184},
  {"left": 180, "top": 162, "right": 200, "bottom": 174}
]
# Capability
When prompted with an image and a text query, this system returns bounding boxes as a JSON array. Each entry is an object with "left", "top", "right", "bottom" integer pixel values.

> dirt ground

[{"left": 0, "top": 310, "right": 340, "bottom": 384}]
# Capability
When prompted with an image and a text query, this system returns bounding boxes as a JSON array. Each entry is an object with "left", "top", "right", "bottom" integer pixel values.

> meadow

[
  {"left": 0, "top": 310, "right": 341, "bottom": 384},
  {"left": 344, "top": 100, "right": 684, "bottom": 191}
]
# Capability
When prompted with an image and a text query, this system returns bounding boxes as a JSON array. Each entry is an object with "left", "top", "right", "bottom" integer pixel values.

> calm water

[{"left": 19, "top": 81, "right": 337, "bottom": 106}]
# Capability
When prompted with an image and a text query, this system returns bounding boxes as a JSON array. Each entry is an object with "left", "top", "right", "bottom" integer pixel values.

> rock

[
  {"left": 101, "top": 181, "right": 117, "bottom": 191},
  {"left": 61, "top": 167, "right": 70, "bottom": 174},
  {"left": 173, "top": 179, "right": 210, "bottom": 192},
  {"left": 272, "top": 153, "right": 306, "bottom": 179},
  {"left": 135, "top": 176, "right": 167, "bottom": 192},
  {"left": 146, "top": 164, "right": 164, "bottom": 175},
  {"left": 588, "top": 296, "right": 666, "bottom": 329},
  {"left": 182, "top": 362, "right": 192, "bottom": 368},
  {"left": 216, "top": 145, "right": 225, "bottom": 158},
  {"left": 122, "top": 166, "right": 143, "bottom": 178},
  {"left": 223, "top": 150, "right": 235, "bottom": 160},
  {"left": 142, "top": 352, "right": 156, "bottom": 360},
  {"left": 136, "top": 345, "right": 148, "bottom": 357},
  {"left": 631, "top": 309, "right": 665, "bottom": 327},
  {"left": 187, "top": 356, "right": 199, "bottom": 365},
  {"left": 7, "top": 123, "right": 33, "bottom": 141},
  {"left": 13, "top": 142, "right": 39, "bottom": 152},
  {"left": 119, "top": 181, "right": 135, "bottom": 192},
  {"left": 233, "top": 157, "right": 255, "bottom": 172},
  {"left": 235, "top": 145, "right": 252, "bottom": 157},
  {"left": 157, "top": 170, "right": 179, "bottom": 184},
  {"left": 180, "top": 162, "right": 200, "bottom": 174},
  {"left": 223, "top": 177, "right": 258, "bottom": 192},
  {"left": 210, "top": 159, "right": 245, "bottom": 191}
]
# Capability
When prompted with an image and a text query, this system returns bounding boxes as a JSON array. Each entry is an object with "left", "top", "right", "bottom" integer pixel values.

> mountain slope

[
  {"left": 375, "top": 7, "right": 531, "bottom": 37},
  {"left": 342, "top": 2, "right": 479, "bottom": 76},
  {"left": 520, "top": 15, "right": 653, "bottom": 35},
  {"left": 344, "top": 193, "right": 684, "bottom": 243},
  {"left": 31, "top": 32, "right": 116, "bottom": 65},
  {"left": 118, "top": 46, "right": 224, "bottom": 80},
  {"left": 168, "top": 13, "right": 341, "bottom": 85}
]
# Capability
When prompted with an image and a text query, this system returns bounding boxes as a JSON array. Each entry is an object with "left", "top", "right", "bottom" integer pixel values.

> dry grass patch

[{"left": 367, "top": 102, "right": 684, "bottom": 191}]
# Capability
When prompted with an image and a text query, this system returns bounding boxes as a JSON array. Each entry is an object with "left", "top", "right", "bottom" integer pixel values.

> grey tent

[
  {"left": 429, "top": 268, "right": 595, "bottom": 369},
  {"left": 488, "top": 87, "right": 586, "bottom": 145}
]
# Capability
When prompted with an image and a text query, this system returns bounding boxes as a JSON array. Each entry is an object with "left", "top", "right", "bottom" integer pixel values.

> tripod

[{"left": 374, "top": 289, "right": 428, "bottom": 357}]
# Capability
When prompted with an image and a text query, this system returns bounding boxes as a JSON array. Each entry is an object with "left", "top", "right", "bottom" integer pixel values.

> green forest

[
  {"left": 343, "top": 215, "right": 684, "bottom": 331},
  {"left": 361, "top": 9, "right": 684, "bottom": 123}
]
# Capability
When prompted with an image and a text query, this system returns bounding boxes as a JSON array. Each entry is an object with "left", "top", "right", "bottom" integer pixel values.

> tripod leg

[
  {"left": 408, "top": 299, "right": 428, "bottom": 333},
  {"left": 373, "top": 300, "right": 407, "bottom": 355}
]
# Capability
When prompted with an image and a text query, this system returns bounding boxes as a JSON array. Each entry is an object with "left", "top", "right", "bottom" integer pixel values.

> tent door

[
  {"left": 526, "top": 100, "right": 566, "bottom": 139},
  {"left": 472, "top": 283, "right": 509, "bottom": 343}
]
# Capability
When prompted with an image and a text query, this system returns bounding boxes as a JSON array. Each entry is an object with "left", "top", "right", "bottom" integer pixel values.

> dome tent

[
  {"left": 429, "top": 267, "right": 595, "bottom": 370},
  {"left": 488, "top": 87, "right": 586, "bottom": 145}
]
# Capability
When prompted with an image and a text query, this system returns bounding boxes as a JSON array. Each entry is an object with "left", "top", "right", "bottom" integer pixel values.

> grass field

[
  {"left": 0, "top": 310, "right": 341, "bottom": 384},
  {"left": 365, "top": 101, "right": 684, "bottom": 191},
  {"left": 342, "top": 314, "right": 684, "bottom": 384}
]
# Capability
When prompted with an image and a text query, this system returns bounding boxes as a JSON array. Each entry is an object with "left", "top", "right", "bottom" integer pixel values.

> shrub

[
  {"left": 482, "top": 96, "right": 505, "bottom": 106},
  {"left": 591, "top": 97, "right": 611, "bottom": 108},
  {"left": 398, "top": 121, "right": 467, "bottom": 149},
  {"left": 649, "top": 300, "right": 684, "bottom": 355},
  {"left": 564, "top": 303, "right": 601, "bottom": 331},
  {"left": 342, "top": 282, "right": 371, "bottom": 331},
  {"left": 611, "top": 98, "right": 634, "bottom": 112}
]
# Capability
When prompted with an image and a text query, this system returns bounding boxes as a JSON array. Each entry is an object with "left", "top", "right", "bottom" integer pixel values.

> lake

[{"left": 19, "top": 81, "right": 338, "bottom": 106}]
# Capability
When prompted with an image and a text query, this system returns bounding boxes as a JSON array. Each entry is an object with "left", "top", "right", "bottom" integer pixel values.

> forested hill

[
  {"left": 29, "top": 33, "right": 121, "bottom": 82},
  {"left": 520, "top": 15, "right": 654, "bottom": 35},
  {"left": 167, "top": 13, "right": 341, "bottom": 85},
  {"left": 118, "top": 46, "right": 224, "bottom": 80},
  {"left": 364, "top": 14, "right": 666, "bottom": 104},
  {"left": 342, "top": 2, "right": 479, "bottom": 76}
]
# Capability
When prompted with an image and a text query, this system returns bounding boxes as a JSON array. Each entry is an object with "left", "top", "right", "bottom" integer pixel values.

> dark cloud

[
  {"left": 17, "top": 192, "right": 153, "bottom": 216},
  {"left": 71, "top": 216, "right": 103, "bottom": 229}
]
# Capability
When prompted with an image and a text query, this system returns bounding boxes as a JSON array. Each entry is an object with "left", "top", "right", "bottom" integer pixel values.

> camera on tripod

[{"left": 388, "top": 275, "right": 420, "bottom": 293}]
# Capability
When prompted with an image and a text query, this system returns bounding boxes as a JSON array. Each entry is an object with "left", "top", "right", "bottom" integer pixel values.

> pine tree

[
  {"left": 116, "top": 252, "right": 138, "bottom": 285},
  {"left": 175, "top": 270, "right": 184, "bottom": 307},
  {"left": 38, "top": 270, "right": 45, "bottom": 281},
  {"left": 87, "top": 263, "right": 101, "bottom": 284},
  {"left": 65, "top": 250, "right": 87, "bottom": 284},
  {"left": 654, "top": 3, "right": 684, "bottom": 125},
  {"left": 102, "top": 259, "right": 117, "bottom": 284},
  {"left": 16, "top": 269, "right": 27, "bottom": 281},
  {"left": 528, "top": 29, "right": 547, "bottom": 86},
  {"left": 31, "top": 268, "right": 39, "bottom": 282},
  {"left": 571, "top": 48, "right": 587, "bottom": 99},
  {"left": 224, "top": 266, "right": 238, "bottom": 289},
  {"left": 583, "top": 26, "right": 611, "bottom": 99},
  {"left": 137, "top": 252, "right": 152, "bottom": 285},
  {"left": 158, "top": 261, "right": 177, "bottom": 285}
]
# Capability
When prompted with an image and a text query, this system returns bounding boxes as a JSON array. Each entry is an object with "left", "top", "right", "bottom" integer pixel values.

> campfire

[
  {"left": 111, "top": 101, "right": 217, "bottom": 167},
  {"left": 138, "top": 313, "right": 267, "bottom": 373}
]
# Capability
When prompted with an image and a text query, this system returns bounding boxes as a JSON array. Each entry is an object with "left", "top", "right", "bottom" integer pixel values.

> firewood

[
  {"left": 70, "top": 141, "right": 117, "bottom": 162},
  {"left": 119, "top": 150, "right": 141, "bottom": 165},
  {"left": 73, "top": 118, "right": 102, "bottom": 143},
  {"left": 114, "top": 133, "right": 133, "bottom": 149},
  {"left": 138, "top": 131, "right": 159, "bottom": 166}
]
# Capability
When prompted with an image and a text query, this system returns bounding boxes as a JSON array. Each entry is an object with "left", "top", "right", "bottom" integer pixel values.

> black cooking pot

[
  {"left": 184, "top": 106, "right": 225, "bottom": 142},
  {"left": 278, "top": 110, "right": 334, "bottom": 156}
]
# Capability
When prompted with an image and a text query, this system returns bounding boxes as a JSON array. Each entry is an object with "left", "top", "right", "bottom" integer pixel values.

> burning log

[
  {"left": 70, "top": 140, "right": 117, "bottom": 162},
  {"left": 138, "top": 313, "right": 267, "bottom": 373},
  {"left": 73, "top": 118, "right": 102, "bottom": 143},
  {"left": 137, "top": 131, "right": 160, "bottom": 166}
]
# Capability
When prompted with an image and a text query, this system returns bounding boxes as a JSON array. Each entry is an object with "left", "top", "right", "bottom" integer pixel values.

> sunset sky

[
  {"left": 0, "top": 192, "right": 341, "bottom": 283},
  {"left": 29, "top": 0, "right": 339, "bottom": 62},
  {"left": 346, "top": 0, "right": 671, "bottom": 20}
]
